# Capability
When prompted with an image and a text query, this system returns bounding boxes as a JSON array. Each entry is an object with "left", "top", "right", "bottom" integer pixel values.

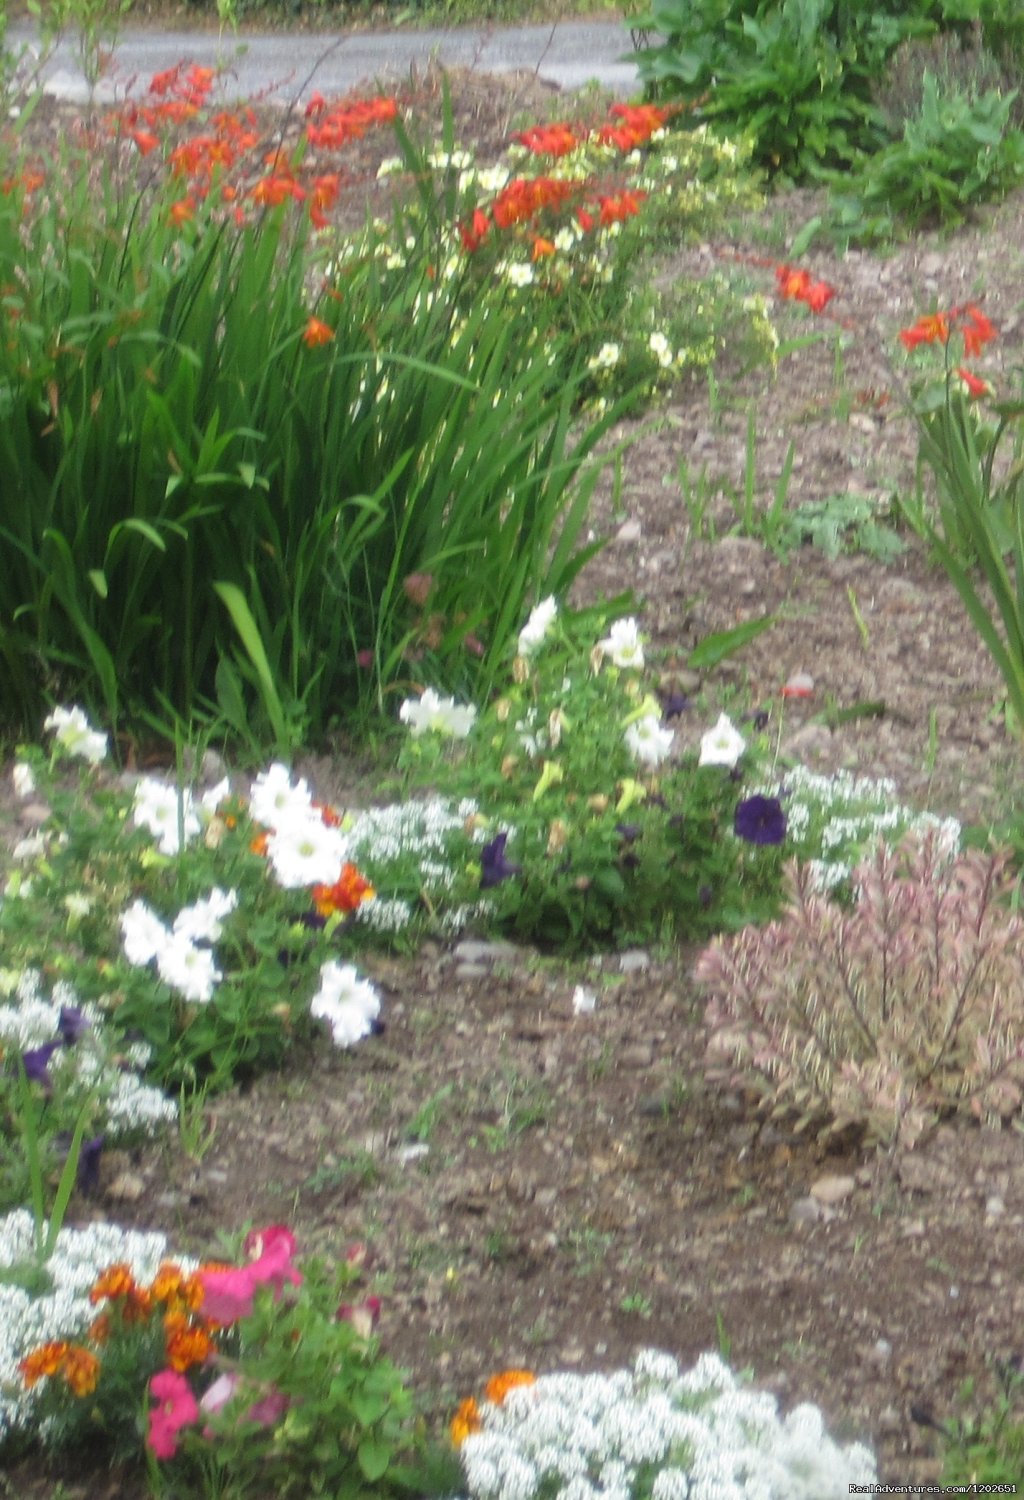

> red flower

[
  {"left": 514, "top": 122, "right": 578, "bottom": 157},
  {"left": 959, "top": 304, "right": 998, "bottom": 358},
  {"left": 803, "top": 279, "right": 835, "bottom": 313},
  {"left": 899, "top": 313, "right": 950, "bottom": 350},
  {"left": 460, "top": 207, "right": 491, "bottom": 253},
  {"left": 957, "top": 366, "right": 992, "bottom": 400},
  {"left": 597, "top": 190, "right": 646, "bottom": 225}
]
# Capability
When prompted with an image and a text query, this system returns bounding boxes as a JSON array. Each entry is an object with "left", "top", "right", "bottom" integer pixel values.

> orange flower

[
  {"left": 311, "top": 862, "right": 375, "bottom": 916},
  {"left": 957, "top": 365, "right": 992, "bottom": 400},
  {"left": 309, "top": 173, "right": 340, "bottom": 229},
  {"left": 460, "top": 207, "right": 491, "bottom": 253},
  {"left": 130, "top": 129, "right": 161, "bottom": 155},
  {"left": 515, "top": 122, "right": 579, "bottom": 157},
  {"left": 169, "top": 197, "right": 195, "bottom": 228},
  {"left": 303, "top": 316, "right": 334, "bottom": 348},
  {"left": 151, "top": 1262, "right": 187, "bottom": 1304},
  {"left": 959, "top": 304, "right": 997, "bottom": 358},
  {"left": 899, "top": 312, "right": 949, "bottom": 350},
  {"left": 90, "top": 1263, "right": 136, "bottom": 1305},
  {"left": 89, "top": 1312, "right": 112, "bottom": 1344},
  {"left": 250, "top": 830, "right": 269, "bottom": 856},
  {"left": 61, "top": 1344, "right": 101, "bottom": 1397},
  {"left": 484, "top": 1369, "right": 536, "bottom": 1404},
  {"left": 19, "top": 1341, "right": 69, "bottom": 1388},
  {"left": 802, "top": 279, "right": 835, "bottom": 313},
  {"left": 597, "top": 190, "right": 646, "bottom": 226},
  {"left": 531, "top": 236, "right": 556, "bottom": 261},
  {"left": 164, "top": 1310, "right": 212, "bottom": 1372},
  {"left": 450, "top": 1396, "right": 482, "bottom": 1445}
]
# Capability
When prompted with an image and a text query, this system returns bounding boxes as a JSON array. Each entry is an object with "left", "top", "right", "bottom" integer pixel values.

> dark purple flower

[
  {"left": 77, "top": 1135, "right": 105, "bottom": 1195},
  {"left": 21, "top": 1041, "right": 59, "bottom": 1087},
  {"left": 734, "top": 794, "right": 787, "bottom": 846},
  {"left": 698, "top": 884, "right": 714, "bottom": 910},
  {"left": 659, "top": 690, "right": 690, "bottom": 720},
  {"left": 747, "top": 709, "right": 770, "bottom": 732},
  {"left": 615, "top": 823, "right": 642, "bottom": 844},
  {"left": 58, "top": 1006, "right": 91, "bottom": 1045},
  {"left": 480, "top": 832, "right": 521, "bottom": 890}
]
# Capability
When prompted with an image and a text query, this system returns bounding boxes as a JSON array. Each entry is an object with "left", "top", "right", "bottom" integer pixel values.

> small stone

[
  {"left": 453, "top": 939, "right": 520, "bottom": 964},
  {"left": 810, "top": 1173, "right": 856, "bottom": 1206},
  {"left": 869, "top": 1338, "right": 892, "bottom": 1366},
  {"left": 620, "top": 1043, "right": 655, "bottom": 1069},
  {"left": 395, "top": 1143, "right": 430, "bottom": 1165},
  {"left": 614, "top": 519, "right": 642, "bottom": 544},
  {"left": 455, "top": 962, "right": 489, "bottom": 981},
  {"left": 107, "top": 1171, "right": 146, "bottom": 1202},
  {"left": 790, "top": 1197, "right": 823, "bottom": 1225},
  {"left": 986, "top": 1194, "right": 1006, "bottom": 1218},
  {"left": 204, "top": 1168, "right": 229, "bottom": 1184},
  {"left": 618, "top": 949, "right": 650, "bottom": 974},
  {"left": 560, "top": 1345, "right": 585, "bottom": 1364}
]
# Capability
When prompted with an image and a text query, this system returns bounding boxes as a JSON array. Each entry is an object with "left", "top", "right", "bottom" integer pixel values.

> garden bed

[{"left": 4, "top": 55, "right": 1024, "bottom": 1496}]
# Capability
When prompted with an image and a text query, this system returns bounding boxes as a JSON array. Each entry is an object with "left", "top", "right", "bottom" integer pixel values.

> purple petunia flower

[
  {"left": 58, "top": 1005, "right": 91, "bottom": 1045},
  {"left": 77, "top": 1135, "right": 105, "bottom": 1195},
  {"left": 734, "top": 794, "right": 787, "bottom": 846},
  {"left": 480, "top": 832, "right": 521, "bottom": 890},
  {"left": 22, "top": 1041, "right": 60, "bottom": 1087},
  {"left": 615, "top": 823, "right": 642, "bottom": 844},
  {"left": 659, "top": 690, "right": 691, "bottom": 720}
]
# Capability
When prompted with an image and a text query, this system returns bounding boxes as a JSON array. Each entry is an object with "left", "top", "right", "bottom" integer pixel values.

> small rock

[
  {"left": 453, "top": 939, "right": 520, "bottom": 964},
  {"left": 620, "top": 1043, "right": 655, "bottom": 1069},
  {"left": 614, "top": 519, "right": 642, "bottom": 544},
  {"left": 790, "top": 1197, "right": 823, "bottom": 1225},
  {"left": 107, "top": 1171, "right": 146, "bottom": 1202},
  {"left": 204, "top": 1168, "right": 229, "bottom": 1184},
  {"left": 560, "top": 1345, "right": 585, "bottom": 1364},
  {"left": 572, "top": 986, "right": 597, "bottom": 1015},
  {"left": 810, "top": 1173, "right": 856, "bottom": 1206},
  {"left": 869, "top": 1338, "right": 893, "bottom": 1366},
  {"left": 395, "top": 1143, "right": 430, "bottom": 1165},
  {"left": 618, "top": 949, "right": 650, "bottom": 974},
  {"left": 986, "top": 1194, "right": 1006, "bottom": 1218},
  {"left": 455, "top": 962, "right": 489, "bottom": 981}
]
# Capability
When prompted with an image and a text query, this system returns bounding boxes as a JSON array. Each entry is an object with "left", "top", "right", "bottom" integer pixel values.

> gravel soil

[{"left": 4, "top": 60, "right": 1024, "bottom": 1497}]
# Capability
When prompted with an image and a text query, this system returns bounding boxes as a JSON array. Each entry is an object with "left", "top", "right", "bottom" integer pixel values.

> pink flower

[
  {"left": 148, "top": 1368, "right": 199, "bottom": 1459},
  {"left": 199, "top": 1226, "right": 302, "bottom": 1326},
  {"left": 246, "top": 1388, "right": 289, "bottom": 1427},
  {"left": 336, "top": 1295, "right": 381, "bottom": 1339},
  {"left": 197, "top": 1264, "right": 259, "bottom": 1325}
]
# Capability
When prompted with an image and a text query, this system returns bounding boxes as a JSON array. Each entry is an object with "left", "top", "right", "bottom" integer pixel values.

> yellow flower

[{"left": 616, "top": 778, "right": 647, "bottom": 815}]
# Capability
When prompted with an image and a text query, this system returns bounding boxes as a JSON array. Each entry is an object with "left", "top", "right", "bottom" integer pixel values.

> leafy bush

[{"left": 697, "top": 832, "right": 1024, "bottom": 1146}]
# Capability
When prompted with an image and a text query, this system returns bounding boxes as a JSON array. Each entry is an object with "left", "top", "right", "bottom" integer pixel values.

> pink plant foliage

[{"left": 695, "top": 832, "right": 1024, "bottom": 1146}]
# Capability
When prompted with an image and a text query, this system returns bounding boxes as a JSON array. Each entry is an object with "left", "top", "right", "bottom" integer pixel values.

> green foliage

[
  {"left": 774, "top": 492, "right": 906, "bottom": 562},
  {"left": 698, "top": 833, "right": 1024, "bottom": 1147},
  {"left": 635, "top": 0, "right": 1024, "bottom": 183},
  {"left": 398, "top": 602, "right": 786, "bottom": 951},
  {"left": 937, "top": 1367, "right": 1024, "bottom": 1488},
  {"left": 0, "top": 121, "right": 636, "bottom": 753}
]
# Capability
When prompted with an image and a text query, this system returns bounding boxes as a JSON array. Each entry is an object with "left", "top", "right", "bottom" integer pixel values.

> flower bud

[
  {"left": 500, "top": 755, "right": 519, "bottom": 779},
  {"left": 512, "top": 655, "right": 530, "bottom": 684},
  {"left": 546, "top": 819, "right": 568, "bottom": 855},
  {"left": 589, "top": 644, "right": 604, "bottom": 676},
  {"left": 548, "top": 708, "right": 563, "bottom": 748},
  {"left": 494, "top": 697, "right": 512, "bottom": 723}
]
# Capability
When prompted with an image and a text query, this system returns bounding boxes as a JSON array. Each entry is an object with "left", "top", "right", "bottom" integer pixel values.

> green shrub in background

[{"left": 634, "top": 0, "right": 1024, "bottom": 181}]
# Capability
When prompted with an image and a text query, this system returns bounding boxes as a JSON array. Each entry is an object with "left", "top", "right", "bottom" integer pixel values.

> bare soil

[{"left": 6, "top": 62, "right": 1024, "bottom": 1496}]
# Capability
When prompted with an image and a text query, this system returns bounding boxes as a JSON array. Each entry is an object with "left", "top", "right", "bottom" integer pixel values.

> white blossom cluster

[
  {"left": 0, "top": 970, "right": 176, "bottom": 1136},
  {"left": 754, "top": 764, "right": 961, "bottom": 893},
  {"left": 453, "top": 1350, "right": 875, "bottom": 1500},
  {"left": 0, "top": 1211, "right": 193, "bottom": 1445}
]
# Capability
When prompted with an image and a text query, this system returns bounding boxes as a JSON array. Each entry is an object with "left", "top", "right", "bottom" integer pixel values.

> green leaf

[
  {"left": 351, "top": 1390, "right": 389, "bottom": 1427},
  {"left": 357, "top": 1437, "right": 391, "bottom": 1482},
  {"left": 687, "top": 615, "right": 776, "bottom": 669},
  {"left": 87, "top": 569, "right": 108, "bottom": 599}
]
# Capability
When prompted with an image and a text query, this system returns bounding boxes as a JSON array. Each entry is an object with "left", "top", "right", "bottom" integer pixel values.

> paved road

[{"left": 5, "top": 18, "right": 645, "bottom": 104}]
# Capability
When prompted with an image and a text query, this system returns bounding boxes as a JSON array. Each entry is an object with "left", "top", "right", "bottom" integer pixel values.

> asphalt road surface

[{"left": 5, "top": 18, "right": 645, "bottom": 104}]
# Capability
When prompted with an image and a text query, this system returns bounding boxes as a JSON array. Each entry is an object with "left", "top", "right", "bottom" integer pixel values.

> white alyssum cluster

[
  {"left": 754, "top": 764, "right": 961, "bottom": 893},
  {"left": 453, "top": 1350, "right": 875, "bottom": 1500},
  {"left": 0, "top": 1211, "right": 194, "bottom": 1445},
  {"left": 0, "top": 970, "right": 176, "bottom": 1135}
]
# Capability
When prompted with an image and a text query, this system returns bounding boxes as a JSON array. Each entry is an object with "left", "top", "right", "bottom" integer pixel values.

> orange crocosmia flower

[
  {"left": 303, "top": 316, "right": 334, "bottom": 348},
  {"left": 131, "top": 129, "right": 161, "bottom": 156},
  {"left": 514, "top": 122, "right": 578, "bottom": 157},
  {"left": 960, "top": 304, "right": 997, "bottom": 358},
  {"left": 576, "top": 207, "right": 595, "bottom": 233},
  {"left": 305, "top": 91, "right": 327, "bottom": 119},
  {"left": 169, "top": 197, "right": 196, "bottom": 227},
  {"left": 450, "top": 1397, "right": 482, "bottom": 1446},
  {"left": 774, "top": 264, "right": 811, "bottom": 301},
  {"left": 312, "top": 863, "right": 375, "bottom": 917},
  {"left": 19, "top": 1341, "right": 69, "bottom": 1388},
  {"left": 149, "top": 65, "right": 180, "bottom": 95},
  {"left": 957, "top": 365, "right": 991, "bottom": 400},
  {"left": 802, "top": 279, "right": 836, "bottom": 313},
  {"left": 597, "top": 189, "right": 646, "bottom": 226},
  {"left": 61, "top": 1345, "right": 101, "bottom": 1397},
  {"left": 90, "top": 1263, "right": 136, "bottom": 1305},
  {"left": 898, "top": 312, "right": 950, "bottom": 350},
  {"left": 252, "top": 173, "right": 306, "bottom": 208},
  {"left": 531, "top": 235, "right": 556, "bottom": 261},
  {"left": 460, "top": 208, "right": 491, "bottom": 253},
  {"left": 309, "top": 173, "right": 340, "bottom": 229},
  {"left": 484, "top": 1369, "right": 536, "bottom": 1404}
]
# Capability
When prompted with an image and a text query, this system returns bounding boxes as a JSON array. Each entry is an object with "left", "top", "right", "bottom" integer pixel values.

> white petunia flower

[
  {"left": 310, "top": 961, "right": 381, "bottom": 1047},
  {"left": 42, "top": 706, "right": 108, "bottom": 764},
  {"left": 12, "top": 763, "right": 35, "bottom": 798},
  {"left": 625, "top": 715, "right": 674, "bottom": 767},
  {"left": 249, "top": 762, "right": 314, "bottom": 832},
  {"left": 398, "top": 688, "right": 477, "bottom": 739},
  {"left": 156, "top": 933, "right": 221, "bottom": 1003},
  {"left": 597, "top": 618, "right": 644, "bottom": 670},
  {"left": 173, "top": 887, "right": 238, "bottom": 945},
  {"left": 518, "top": 596, "right": 558, "bottom": 657},
  {"left": 200, "top": 777, "right": 231, "bottom": 817},
  {"left": 120, "top": 899, "right": 170, "bottom": 967},
  {"left": 132, "top": 777, "right": 201, "bottom": 855},
  {"left": 266, "top": 816, "right": 347, "bottom": 890},
  {"left": 698, "top": 714, "right": 746, "bottom": 769}
]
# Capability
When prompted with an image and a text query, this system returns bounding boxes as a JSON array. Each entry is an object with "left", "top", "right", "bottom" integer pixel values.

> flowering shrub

[
  {"left": 8, "top": 1221, "right": 426, "bottom": 1496},
  {"left": 697, "top": 832, "right": 1024, "bottom": 1146},
  {"left": 449, "top": 1348, "right": 875, "bottom": 1499},
  {"left": 398, "top": 601, "right": 787, "bottom": 949}
]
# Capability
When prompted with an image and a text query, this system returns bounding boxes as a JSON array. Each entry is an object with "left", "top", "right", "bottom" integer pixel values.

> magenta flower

[
  {"left": 199, "top": 1225, "right": 302, "bottom": 1325},
  {"left": 148, "top": 1369, "right": 199, "bottom": 1459}
]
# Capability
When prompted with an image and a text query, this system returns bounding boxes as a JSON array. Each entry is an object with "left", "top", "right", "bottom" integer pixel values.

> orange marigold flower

[
  {"left": 90, "top": 1262, "right": 136, "bottom": 1305},
  {"left": 150, "top": 1263, "right": 187, "bottom": 1304},
  {"left": 19, "top": 1341, "right": 69, "bottom": 1388},
  {"left": 484, "top": 1369, "right": 536, "bottom": 1404},
  {"left": 61, "top": 1344, "right": 101, "bottom": 1397},
  {"left": 303, "top": 316, "right": 334, "bottom": 348},
  {"left": 450, "top": 1396, "right": 482, "bottom": 1446},
  {"left": 311, "top": 862, "right": 375, "bottom": 917},
  {"left": 250, "top": 831, "right": 269, "bottom": 856},
  {"left": 89, "top": 1312, "right": 112, "bottom": 1344},
  {"left": 165, "top": 1315, "right": 212, "bottom": 1373},
  {"left": 123, "top": 1286, "right": 154, "bottom": 1324},
  {"left": 899, "top": 312, "right": 950, "bottom": 350}
]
